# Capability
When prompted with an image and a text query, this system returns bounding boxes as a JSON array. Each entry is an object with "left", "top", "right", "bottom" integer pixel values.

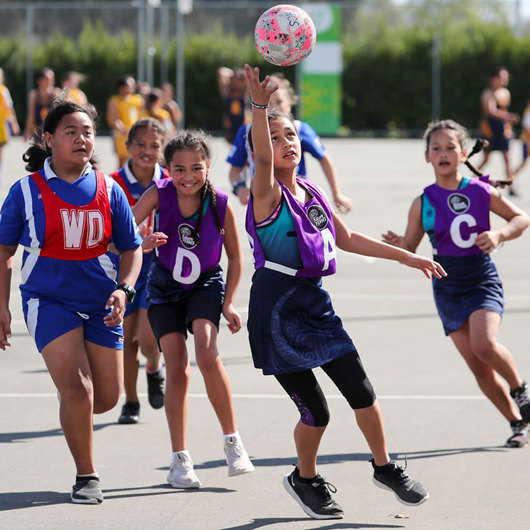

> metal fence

[{"left": 1, "top": 0, "right": 530, "bottom": 128}]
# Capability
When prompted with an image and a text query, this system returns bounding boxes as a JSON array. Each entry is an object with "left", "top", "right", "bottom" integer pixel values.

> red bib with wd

[{"left": 31, "top": 170, "right": 112, "bottom": 260}]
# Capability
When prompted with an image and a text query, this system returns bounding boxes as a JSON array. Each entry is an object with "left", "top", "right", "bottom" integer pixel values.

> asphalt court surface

[{"left": 1, "top": 135, "right": 530, "bottom": 529}]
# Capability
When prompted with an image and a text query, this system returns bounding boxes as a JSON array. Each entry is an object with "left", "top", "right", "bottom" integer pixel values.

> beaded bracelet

[{"left": 251, "top": 100, "right": 269, "bottom": 109}]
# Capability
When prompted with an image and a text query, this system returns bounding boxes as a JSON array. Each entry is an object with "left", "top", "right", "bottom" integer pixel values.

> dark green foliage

[{"left": 2, "top": 18, "right": 530, "bottom": 135}]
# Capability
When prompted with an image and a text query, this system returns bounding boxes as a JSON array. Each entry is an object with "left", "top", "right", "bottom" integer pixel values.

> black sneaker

[
  {"left": 146, "top": 368, "right": 165, "bottom": 409},
  {"left": 510, "top": 381, "right": 530, "bottom": 422},
  {"left": 282, "top": 467, "right": 344, "bottom": 520},
  {"left": 505, "top": 419, "right": 529, "bottom": 448},
  {"left": 371, "top": 459, "right": 429, "bottom": 506},
  {"left": 71, "top": 476, "right": 103, "bottom": 504},
  {"left": 118, "top": 401, "right": 140, "bottom": 424}
]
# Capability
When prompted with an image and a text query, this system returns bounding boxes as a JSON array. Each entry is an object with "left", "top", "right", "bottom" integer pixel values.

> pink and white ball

[{"left": 254, "top": 4, "right": 316, "bottom": 67}]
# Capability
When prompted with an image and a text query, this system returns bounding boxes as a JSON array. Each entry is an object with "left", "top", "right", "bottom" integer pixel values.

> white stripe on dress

[
  {"left": 20, "top": 176, "right": 39, "bottom": 250},
  {"left": 263, "top": 260, "right": 298, "bottom": 276},
  {"left": 98, "top": 253, "right": 118, "bottom": 282}
]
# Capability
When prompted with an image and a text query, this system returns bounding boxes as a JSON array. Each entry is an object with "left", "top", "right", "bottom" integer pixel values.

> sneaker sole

[
  {"left": 372, "top": 477, "right": 429, "bottom": 506},
  {"left": 118, "top": 417, "right": 139, "bottom": 424},
  {"left": 505, "top": 437, "right": 529, "bottom": 448},
  {"left": 70, "top": 494, "right": 103, "bottom": 504},
  {"left": 282, "top": 475, "right": 344, "bottom": 520},
  {"left": 228, "top": 465, "right": 255, "bottom": 477},
  {"left": 168, "top": 481, "right": 201, "bottom": 489}
]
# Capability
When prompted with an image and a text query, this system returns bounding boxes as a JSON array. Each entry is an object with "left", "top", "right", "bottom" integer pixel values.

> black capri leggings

[{"left": 274, "top": 351, "right": 376, "bottom": 427}]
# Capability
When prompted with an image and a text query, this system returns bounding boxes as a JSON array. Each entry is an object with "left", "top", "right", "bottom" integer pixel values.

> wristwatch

[{"left": 116, "top": 283, "right": 136, "bottom": 304}]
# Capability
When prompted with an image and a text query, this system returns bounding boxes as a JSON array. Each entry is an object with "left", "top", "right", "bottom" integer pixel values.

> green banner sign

[{"left": 300, "top": 3, "right": 342, "bottom": 135}]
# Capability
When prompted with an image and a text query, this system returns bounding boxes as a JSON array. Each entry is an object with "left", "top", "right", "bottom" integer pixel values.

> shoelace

[
  {"left": 311, "top": 475, "right": 338, "bottom": 502},
  {"left": 388, "top": 457, "right": 411, "bottom": 484},
  {"left": 225, "top": 438, "right": 243, "bottom": 457}
]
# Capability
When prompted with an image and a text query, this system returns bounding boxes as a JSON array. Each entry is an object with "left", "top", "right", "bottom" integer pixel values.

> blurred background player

[
  {"left": 477, "top": 66, "right": 520, "bottom": 195},
  {"left": 160, "top": 82, "right": 182, "bottom": 131},
  {"left": 24, "top": 67, "right": 60, "bottom": 141},
  {"left": 107, "top": 75, "right": 144, "bottom": 169},
  {"left": 0, "top": 67, "right": 20, "bottom": 183},
  {"left": 217, "top": 66, "right": 249, "bottom": 145},
  {"left": 139, "top": 88, "right": 175, "bottom": 134},
  {"left": 61, "top": 71, "right": 88, "bottom": 106},
  {"left": 513, "top": 92, "right": 530, "bottom": 177},
  {"left": 109, "top": 118, "right": 168, "bottom": 424},
  {"left": 227, "top": 74, "right": 352, "bottom": 213}
]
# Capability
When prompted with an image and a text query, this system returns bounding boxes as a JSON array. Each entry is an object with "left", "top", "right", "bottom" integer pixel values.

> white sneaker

[
  {"left": 224, "top": 436, "right": 255, "bottom": 477},
  {"left": 167, "top": 451, "right": 201, "bottom": 488}
]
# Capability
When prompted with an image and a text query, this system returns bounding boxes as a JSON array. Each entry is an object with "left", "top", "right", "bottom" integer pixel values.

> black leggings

[{"left": 274, "top": 351, "right": 376, "bottom": 427}]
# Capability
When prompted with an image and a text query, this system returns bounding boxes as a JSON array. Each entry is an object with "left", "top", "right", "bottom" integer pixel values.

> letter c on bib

[
  {"left": 450, "top": 214, "right": 477, "bottom": 248},
  {"left": 173, "top": 247, "right": 201, "bottom": 284}
]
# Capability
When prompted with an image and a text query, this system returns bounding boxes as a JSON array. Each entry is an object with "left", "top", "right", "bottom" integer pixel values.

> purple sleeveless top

[
  {"left": 156, "top": 178, "right": 228, "bottom": 287},
  {"left": 422, "top": 178, "right": 491, "bottom": 257},
  {"left": 246, "top": 178, "right": 337, "bottom": 277}
]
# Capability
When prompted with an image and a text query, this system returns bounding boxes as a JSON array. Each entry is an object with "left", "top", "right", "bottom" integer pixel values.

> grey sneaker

[
  {"left": 167, "top": 451, "right": 201, "bottom": 489},
  {"left": 505, "top": 420, "right": 529, "bottom": 448},
  {"left": 71, "top": 476, "right": 103, "bottom": 504},
  {"left": 371, "top": 459, "right": 429, "bottom": 505},
  {"left": 283, "top": 467, "right": 344, "bottom": 520},
  {"left": 510, "top": 381, "right": 530, "bottom": 423},
  {"left": 224, "top": 436, "right": 254, "bottom": 476}
]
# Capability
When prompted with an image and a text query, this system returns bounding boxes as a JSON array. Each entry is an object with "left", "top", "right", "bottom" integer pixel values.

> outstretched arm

[
  {"left": 318, "top": 154, "right": 353, "bottom": 214},
  {"left": 334, "top": 211, "right": 445, "bottom": 279}
]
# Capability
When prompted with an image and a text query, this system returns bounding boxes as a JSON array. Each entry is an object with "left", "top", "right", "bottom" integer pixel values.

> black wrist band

[
  {"left": 232, "top": 180, "right": 248, "bottom": 196},
  {"left": 251, "top": 100, "right": 269, "bottom": 109}
]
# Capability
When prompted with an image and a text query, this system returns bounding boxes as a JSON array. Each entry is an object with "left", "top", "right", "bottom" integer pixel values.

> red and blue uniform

[
  {"left": 0, "top": 159, "right": 142, "bottom": 351},
  {"left": 109, "top": 161, "right": 169, "bottom": 316}
]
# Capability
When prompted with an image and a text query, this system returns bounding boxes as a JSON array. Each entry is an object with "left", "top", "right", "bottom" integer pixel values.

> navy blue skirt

[
  {"left": 432, "top": 253, "right": 504, "bottom": 336},
  {"left": 248, "top": 268, "right": 356, "bottom": 375}
]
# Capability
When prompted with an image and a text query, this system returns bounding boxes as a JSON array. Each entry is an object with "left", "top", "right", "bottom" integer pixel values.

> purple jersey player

[
  {"left": 132, "top": 129, "right": 254, "bottom": 489},
  {"left": 383, "top": 119, "right": 530, "bottom": 448},
  {"left": 245, "top": 64, "right": 446, "bottom": 520}
]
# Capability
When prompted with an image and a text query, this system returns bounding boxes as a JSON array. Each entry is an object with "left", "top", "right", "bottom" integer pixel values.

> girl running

[
  {"left": 0, "top": 100, "right": 143, "bottom": 504},
  {"left": 109, "top": 118, "right": 168, "bottom": 424},
  {"left": 133, "top": 129, "right": 254, "bottom": 488},
  {"left": 244, "top": 64, "right": 446, "bottom": 520},
  {"left": 384, "top": 119, "right": 530, "bottom": 448}
]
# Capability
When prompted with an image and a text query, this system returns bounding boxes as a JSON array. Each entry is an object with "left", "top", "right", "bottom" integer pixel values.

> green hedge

[{"left": 2, "top": 19, "right": 530, "bottom": 135}]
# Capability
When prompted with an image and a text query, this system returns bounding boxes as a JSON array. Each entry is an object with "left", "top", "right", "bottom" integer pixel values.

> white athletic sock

[
  {"left": 172, "top": 449, "right": 190, "bottom": 464},
  {"left": 223, "top": 431, "right": 240, "bottom": 442}
]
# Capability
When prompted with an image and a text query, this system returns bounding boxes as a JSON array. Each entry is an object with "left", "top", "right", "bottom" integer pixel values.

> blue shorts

[
  {"left": 124, "top": 284, "right": 149, "bottom": 317},
  {"left": 22, "top": 297, "right": 124, "bottom": 352}
]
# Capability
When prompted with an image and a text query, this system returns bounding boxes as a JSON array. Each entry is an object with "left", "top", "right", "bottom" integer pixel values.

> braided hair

[{"left": 163, "top": 130, "right": 224, "bottom": 239}]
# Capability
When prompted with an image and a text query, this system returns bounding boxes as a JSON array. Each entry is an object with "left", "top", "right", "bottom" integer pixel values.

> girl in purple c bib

[
  {"left": 245, "top": 65, "right": 447, "bottom": 520},
  {"left": 133, "top": 130, "right": 254, "bottom": 489},
  {"left": 384, "top": 119, "right": 530, "bottom": 448}
]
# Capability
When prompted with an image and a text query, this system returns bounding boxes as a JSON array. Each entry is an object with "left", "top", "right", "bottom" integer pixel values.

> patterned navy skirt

[
  {"left": 248, "top": 268, "right": 356, "bottom": 375},
  {"left": 432, "top": 253, "right": 504, "bottom": 336}
]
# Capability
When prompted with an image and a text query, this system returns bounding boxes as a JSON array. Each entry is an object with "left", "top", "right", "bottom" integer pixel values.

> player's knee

[
  {"left": 345, "top": 377, "right": 376, "bottom": 410},
  {"left": 93, "top": 385, "right": 121, "bottom": 414},
  {"left": 290, "top": 394, "right": 330, "bottom": 427}
]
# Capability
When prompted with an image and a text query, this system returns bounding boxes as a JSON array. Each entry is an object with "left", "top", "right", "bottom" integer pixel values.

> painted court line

[{"left": 0, "top": 393, "right": 486, "bottom": 400}]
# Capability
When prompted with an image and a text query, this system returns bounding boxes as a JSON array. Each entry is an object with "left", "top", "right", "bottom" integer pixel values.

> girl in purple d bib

[
  {"left": 384, "top": 119, "right": 530, "bottom": 448},
  {"left": 245, "top": 65, "right": 447, "bottom": 521},
  {"left": 132, "top": 130, "right": 254, "bottom": 489}
]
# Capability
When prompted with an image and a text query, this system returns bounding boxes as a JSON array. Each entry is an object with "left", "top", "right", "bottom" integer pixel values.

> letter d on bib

[{"left": 173, "top": 247, "right": 201, "bottom": 284}]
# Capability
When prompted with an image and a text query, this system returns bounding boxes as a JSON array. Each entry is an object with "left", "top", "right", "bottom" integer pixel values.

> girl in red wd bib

[{"left": 0, "top": 100, "right": 143, "bottom": 504}]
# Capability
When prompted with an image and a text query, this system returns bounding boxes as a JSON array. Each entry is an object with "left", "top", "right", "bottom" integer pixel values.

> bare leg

[
  {"left": 136, "top": 307, "right": 161, "bottom": 373},
  {"left": 451, "top": 313, "right": 521, "bottom": 421},
  {"left": 122, "top": 311, "right": 140, "bottom": 403},
  {"left": 294, "top": 422, "right": 326, "bottom": 478},
  {"left": 192, "top": 318, "right": 236, "bottom": 434},
  {"left": 160, "top": 332, "right": 189, "bottom": 451},
  {"left": 355, "top": 401, "right": 390, "bottom": 466}
]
